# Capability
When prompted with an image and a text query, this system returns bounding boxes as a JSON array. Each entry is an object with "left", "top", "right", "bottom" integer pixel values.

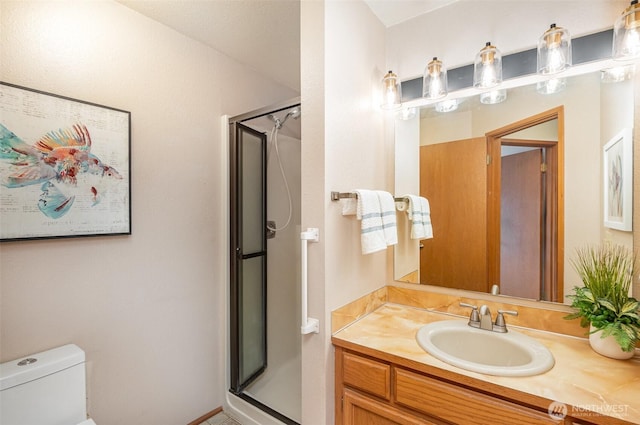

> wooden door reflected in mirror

[{"left": 419, "top": 109, "right": 563, "bottom": 302}]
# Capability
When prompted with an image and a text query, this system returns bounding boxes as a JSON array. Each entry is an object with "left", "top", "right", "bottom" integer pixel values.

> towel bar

[{"left": 330, "top": 191, "right": 408, "bottom": 203}]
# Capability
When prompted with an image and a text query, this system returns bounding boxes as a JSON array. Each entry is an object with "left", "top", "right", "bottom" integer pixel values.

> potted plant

[{"left": 565, "top": 244, "right": 640, "bottom": 359}]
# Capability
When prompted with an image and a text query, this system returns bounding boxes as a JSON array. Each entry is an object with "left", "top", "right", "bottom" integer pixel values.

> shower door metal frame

[{"left": 229, "top": 122, "right": 268, "bottom": 394}]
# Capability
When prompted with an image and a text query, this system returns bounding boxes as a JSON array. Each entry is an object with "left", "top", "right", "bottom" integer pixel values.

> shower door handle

[{"left": 300, "top": 228, "right": 320, "bottom": 335}]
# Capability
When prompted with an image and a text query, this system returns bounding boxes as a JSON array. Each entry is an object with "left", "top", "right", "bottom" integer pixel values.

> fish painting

[{"left": 0, "top": 123, "right": 123, "bottom": 219}]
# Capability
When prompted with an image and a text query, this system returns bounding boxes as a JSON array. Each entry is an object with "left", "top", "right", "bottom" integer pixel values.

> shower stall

[{"left": 227, "top": 99, "right": 302, "bottom": 424}]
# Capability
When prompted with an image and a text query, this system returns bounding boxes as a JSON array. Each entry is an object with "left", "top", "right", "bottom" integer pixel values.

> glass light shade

[
  {"left": 435, "top": 99, "right": 459, "bottom": 113},
  {"left": 473, "top": 42, "right": 503, "bottom": 89},
  {"left": 536, "top": 78, "right": 566, "bottom": 94},
  {"left": 537, "top": 24, "right": 572, "bottom": 74},
  {"left": 613, "top": 0, "right": 640, "bottom": 60},
  {"left": 422, "top": 57, "right": 448, "bottom": 100},
  {"left": 601, "top": 65, "right": 635, "bottom": 82},
  {"left": 479, "top": 89, "right": 507, "bottom": 105},
  {"left": 399, "top": 107, "right": 417, "bottom": 120},
  {"left": 381, "top": 70, "right": 402, "bottom": 110}
]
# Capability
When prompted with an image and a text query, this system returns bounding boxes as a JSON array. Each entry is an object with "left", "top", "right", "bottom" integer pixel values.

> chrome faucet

[
  {"left": 460, "top": 303, "right": 518, "bottom": 333},
  {"left": 479, "top": 305, "right": 493, "bottom": 331}
]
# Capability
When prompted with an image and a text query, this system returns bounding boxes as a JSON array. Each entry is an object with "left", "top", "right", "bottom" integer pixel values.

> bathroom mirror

[{"left": 393, "top": 67, "right": 636, "bottom": 304}]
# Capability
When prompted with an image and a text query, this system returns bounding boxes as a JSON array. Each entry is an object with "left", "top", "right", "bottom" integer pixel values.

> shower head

[
  {"left": 286, "top": 107, "right": 301, "bottom": 120},
  {"left": 279, "top": 107, "right": 301, "bottom": 128},
  {"left": 268, "top": 106, "right": 301, "bottom": 130}
]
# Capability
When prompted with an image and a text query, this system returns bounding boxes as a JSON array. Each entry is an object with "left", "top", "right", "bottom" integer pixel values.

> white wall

[
  {"left": 0, "top": 1, "right": 297, "bottom": 424},
  {"left": 300, "top": 1, "right": 388, "bottom": 423}
]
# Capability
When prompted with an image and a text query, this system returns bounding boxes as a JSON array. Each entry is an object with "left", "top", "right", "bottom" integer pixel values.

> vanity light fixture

[
  {"left": 422, "top": 57, "right": 448, "bottom": 100},
  {"left": 613, "top": 0, "right": 640, "bottom": 60},
  {"left": 479, "top": 89, "right": 507, "bottom": 105},
  {"left": 473, "top": 42, "right": 503, "bottom": 89},
  {"left": 381, "top": 70, "right": 402, "bottom": 110},
  {"left": 537, "top": 24, "right": 572, "bottom": 74}
]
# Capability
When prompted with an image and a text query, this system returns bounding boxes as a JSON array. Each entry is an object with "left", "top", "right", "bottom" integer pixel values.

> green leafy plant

[{"left": 565, "top": 244, "right": 640, "bottom": 352}]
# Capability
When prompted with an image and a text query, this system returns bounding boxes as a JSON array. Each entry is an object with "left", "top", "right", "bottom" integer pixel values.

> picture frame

[
  {"left": 0, "top": 82, "right": 131, "bottom": 241},
  {"left": 603, "top": 127, "right": 633, "bottom": 231}
]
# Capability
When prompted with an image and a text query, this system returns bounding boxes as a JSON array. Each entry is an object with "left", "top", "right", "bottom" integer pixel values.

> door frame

[{"left": 486, "top": 106, "right": 565, "bottom": 302}]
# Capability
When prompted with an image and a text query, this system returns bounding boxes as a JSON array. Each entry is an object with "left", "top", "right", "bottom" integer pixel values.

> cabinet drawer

[
  {"left": 395, "top": 368, "right": 559, "bottom": 424},
  {"left": 343, "top": 388, "right": 437, "bottom": 425},
  {"left": 343, "top": 352, "right": 391, "bottom": 400}
]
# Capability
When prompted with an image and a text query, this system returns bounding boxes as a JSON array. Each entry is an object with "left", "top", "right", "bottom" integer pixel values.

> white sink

[{"left": 416, "top": 320, "right": 555, "bottom": 377}]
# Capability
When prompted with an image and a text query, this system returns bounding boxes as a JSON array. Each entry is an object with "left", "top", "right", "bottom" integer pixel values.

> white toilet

[{"left": 0, "top": 344, "right": 96, "bottom": 425}]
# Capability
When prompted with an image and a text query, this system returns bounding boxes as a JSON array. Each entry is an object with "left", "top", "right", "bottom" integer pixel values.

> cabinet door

[
  {"left": 343, "top": 389, "right": 438, "bottom": 425},
  {"left": 343, "top": 352, "right": 391, "bottom": 400}
]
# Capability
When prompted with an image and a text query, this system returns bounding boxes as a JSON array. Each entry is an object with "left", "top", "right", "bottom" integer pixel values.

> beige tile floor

[{"left": 200, "top": 411, "right": 242, "bottom": 425}]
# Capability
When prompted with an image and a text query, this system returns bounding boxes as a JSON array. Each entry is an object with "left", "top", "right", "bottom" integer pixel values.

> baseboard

[{"left": 187, "top": 407, "right": 223, "bottom": 425}]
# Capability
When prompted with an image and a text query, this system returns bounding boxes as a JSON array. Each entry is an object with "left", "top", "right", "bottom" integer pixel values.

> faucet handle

[
  {"left": 459, "top": 302, "right": 480, "bottom": 325},
  {"left": 494, "top": 309, "right": 518, "bottom": 332}
]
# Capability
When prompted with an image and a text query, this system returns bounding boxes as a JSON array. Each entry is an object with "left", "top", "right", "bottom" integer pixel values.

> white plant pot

[{"left": 589, "top": 325, "right": 635, "bottom": 360}]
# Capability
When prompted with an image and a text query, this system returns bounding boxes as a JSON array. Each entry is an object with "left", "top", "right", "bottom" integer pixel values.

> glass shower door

[{"left": 229, "top": 122, "right": 267, "bottom": 393}]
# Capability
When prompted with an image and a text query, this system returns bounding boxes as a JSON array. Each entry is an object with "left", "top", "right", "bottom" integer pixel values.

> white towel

[
  {"left": 355, "top": 189, "right": 386, "bottom": 255},
  {"left": 420, "top": 196, "right": 433, "bottom": 239},
  {"left": 404, "top": 194, "right": 425, "bottom": 239},
  {"left": 376, "top": 191, "right": 398, "bottom": 246}
]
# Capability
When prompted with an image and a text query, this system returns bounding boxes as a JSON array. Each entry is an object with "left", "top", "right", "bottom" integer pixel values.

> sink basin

[{"left": 416, "top": 320, "right": 555, "bottom": 376}]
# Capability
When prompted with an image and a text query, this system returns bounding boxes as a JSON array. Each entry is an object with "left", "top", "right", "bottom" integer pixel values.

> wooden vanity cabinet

[{"left": 335, "top": 346, "right": 603, "bottom": 425}]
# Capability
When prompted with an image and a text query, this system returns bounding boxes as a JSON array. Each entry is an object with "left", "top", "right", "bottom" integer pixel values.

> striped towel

[
  {"left": 376, "top": 190, "right": 398, "bottom": 246},
  {"left": 403, "top": 195, "right": 433, "bottom": 240},
  {"left": 355, "top": 189, "right": 386, "bottom": 255},
  {"left": 420, "top": 197, "right": 433, "bottom": 239},
  {"left": 404, "top": 195, "right": 425, "bottom": 239}
]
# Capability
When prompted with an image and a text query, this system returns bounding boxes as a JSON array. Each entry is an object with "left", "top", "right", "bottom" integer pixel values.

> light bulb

[
  {"left": 381, "top": 70, "right": 401, "bottom": 110},
  {"left": 474, "top": 42, "right": 502, "bottom": 89},
  {"left": 422, "top": 57, "right": 448, "bottom": 100},
  {"left": 546, "top": 48, "right": 566, "bottom": 74},
  {"left": 480, "top": 66, "right": 498, "bottom": 88}
]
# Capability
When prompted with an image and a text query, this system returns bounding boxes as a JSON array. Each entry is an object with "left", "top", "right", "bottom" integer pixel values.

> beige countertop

[{"left": 332, "top": 302, "right": 640, "bottom": 424}]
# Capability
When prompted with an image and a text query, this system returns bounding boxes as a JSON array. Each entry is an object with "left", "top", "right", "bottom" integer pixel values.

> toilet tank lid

[{"left": 0, "top": 344, "right": 85, "bottom": 391}]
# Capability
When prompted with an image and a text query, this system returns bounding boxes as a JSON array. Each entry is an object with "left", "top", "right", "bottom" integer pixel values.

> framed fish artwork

[{"left": 0, "top": 82, "right": 131, "bottom": 241}]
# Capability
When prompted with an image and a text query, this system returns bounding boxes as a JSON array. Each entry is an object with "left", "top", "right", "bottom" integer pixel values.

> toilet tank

[{"left": 0, "top": 344, "right": 87, "bottom": 425}]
